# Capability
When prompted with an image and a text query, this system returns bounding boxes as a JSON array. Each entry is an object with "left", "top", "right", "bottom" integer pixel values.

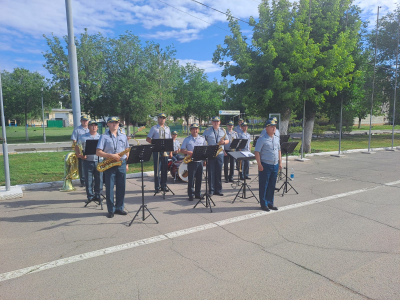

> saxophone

[
  {"left": 215, "top": 128, "right": 227, "bottom": 156},
  {"left": 97, "top": 147, "right": 131, "bottom": 172}
]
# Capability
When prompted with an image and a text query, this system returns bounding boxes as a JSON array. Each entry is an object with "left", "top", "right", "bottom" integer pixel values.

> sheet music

[{"left": 240, "top": 151, "right": 255, "bottom": 157}]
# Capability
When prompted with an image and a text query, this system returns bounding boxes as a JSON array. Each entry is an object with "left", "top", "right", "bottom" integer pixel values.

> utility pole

[
  {"left": 65, "top": 0, "right": 81, "bottom": 129},
  {"left": 366, "top": 6, "right": 381, "bottom": 153},
  {"left": 0, "top": 71, "right": 11, "bottom": 190}
]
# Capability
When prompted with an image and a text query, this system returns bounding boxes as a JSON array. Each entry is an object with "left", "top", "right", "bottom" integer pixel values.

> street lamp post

[{"left": 41, "top": 87, "right": 46, "bottom": 143}]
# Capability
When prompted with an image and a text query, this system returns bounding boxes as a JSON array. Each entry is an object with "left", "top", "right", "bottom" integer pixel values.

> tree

[
  {"left": 146, "top": 43, "right": 180, "bottom": 116},
  {"left": 1, "top": 68, "right": 57, "bottom": 140},
  {"left": 213, "top": 0, "right": 361, "bottom": 152}
]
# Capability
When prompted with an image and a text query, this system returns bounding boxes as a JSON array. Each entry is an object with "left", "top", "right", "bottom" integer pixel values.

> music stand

[
  {"left": 228, "top": 151, "right": 259, "bottom": 204},
  {"left": 253, "top": 135, "right": 260, "bottom": 147},
  {"left": 152, "top": 139, "right": 175, "bottom": 199},
  {"left": 128, "top": 145, "right": 159, "bottom": 225},
  {"left": 193, "top": 145, "right": 219, "bottom": 213},
  {"left": 278, "top": 142, "right": 299, "bottom": 196},
  {"left": 229, "top": 139, "right": 249, "bottom": 187},
  {"left": 230, "top": 139, "right": 248, "bottom": 151},
  {"left": 82, "top": 139, "right": 104, "bottom": 210},
  {"left": 276, "top": 135, "right": 290, "bottom": 184}
]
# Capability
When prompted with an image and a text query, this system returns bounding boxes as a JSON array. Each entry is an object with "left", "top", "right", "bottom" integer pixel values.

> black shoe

[
  {"left": 154, "top": 189, "right": 160, "bottom": 194},
  {"left": 274, "top": 188, "right": 280, "bottom": 191},
  {"left": 268, "top": 205, "right": 278, "bottom": 211},
  {"left": 163, "top": 187, "right": 170, "bottom": 192},
  {"left": 225, "top": 179, "right": 229, "bottom": 183},
  {"left": 214, "top": 193, "right": 224, "bottom": 196},
  {"left": 195, "top": 194, "right": 201, "bottom": 199},
  {"left": 240, "top": 177, "right": 244, "bottom": 181},
  {"left": 245, "top": 176, "right": 251, "bottom": 180},
  {"left": 85, "top": 198, "right": 92, "bottom": 204},
  {"left": 261, "top": 207, "right": 270, "bottom": 212},
  {"left": 188, "top": 197, "right": 194, "bottom": 201},
  {"left": 106, "top": 212, "right": 114, "bottom": 218},
  {"left": 228, "top": 179, "right": 234, "bottom": 182},
  {"left": 115, "top": 209, "right": 127, "bottom": 215}
]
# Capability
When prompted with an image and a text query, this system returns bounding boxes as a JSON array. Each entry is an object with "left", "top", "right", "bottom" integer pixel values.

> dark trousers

[
  {"left": 224, "top": 151, "right": 235, "bottom": 181},
  {"left": 83, "top": 160, "right": 102, "bottom": 200},
  {"left": 104, "top": 160, "right": 126, "bottom": 214},
  {"left": 187, "top": 161, "right": 203, "bottom": 198},
  {"left": 259, "top": 162, "right": 279, "bottom": 208},
  {"left": 153, "top": 153, "right": 168, "bottom": 191},
  {"left": 238, "top": 160, "right": 249, "bottom": 179},
  {"left": 78, "top": 158, "right": 85, "bottom": 185},
  {"left": 208, "top": 154, "right": 223, "bottom": 195}
]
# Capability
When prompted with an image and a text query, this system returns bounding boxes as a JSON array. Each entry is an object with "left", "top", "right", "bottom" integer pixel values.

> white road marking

[
  {"left": 1, "top": 180, "right": 399, "bottom": 283},
  {"left": 315, "top": 177, "right": 339, "bottom": 182}
]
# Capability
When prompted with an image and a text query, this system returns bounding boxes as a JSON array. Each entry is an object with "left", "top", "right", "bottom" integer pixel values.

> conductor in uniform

[
  {"left": 203, "top": 116, "right": 228, "bottom": 196},
  {"left": 254, "top": 119, "right": 282, "bottom": 212},
  {"left": 71, "top": 115, "right": 89, "bottom": 186},
  {"left": 96, "top": 117, "right": 130, "bottom": 218},
  {"left": 260, "top": 117, "right": 280, "bottom": 139},
  {"left": 180, "top": 123, "right": 207, "bottom": 201},
  {"left": 146, "top": 113, "right": 173, "bottom": 193}
]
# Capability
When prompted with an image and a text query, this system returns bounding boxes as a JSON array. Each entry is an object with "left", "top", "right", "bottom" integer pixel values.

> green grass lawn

[{"left": 0, "top": 151, "right": 154, "bottom": 186}]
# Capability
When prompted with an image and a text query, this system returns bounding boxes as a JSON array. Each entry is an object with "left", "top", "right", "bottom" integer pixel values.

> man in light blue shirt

[
  {"left": 77, "top": 120, "right": 102, "bottom": 204},
  {"left": 234, "top": 118, "right": 244, "bottom": 135},
  {"left": 203, "top": 116, "right": 228, "bottom": 196},
  {"left": 238, "top": 122, "right": 251, "bottom": 180},
  {"left": 171, "top": 130, "right": 182, "bottom": 162},
  {"left": 260, "top": 117, "right": 280, "bottom": 138},
  {"left": 96, "top": 117, "right": 130, "bottom": 218},
  {"left": 146, "top": 113, "right": 173, "bottom": 193},
  {"left": 180, "top": 123, "right": 207, "bottom": 201},
  {"left": 255, "top": 119, "right": 282, "bottom": 211},
  {"left": 71, "top": 115, "right": 89, "bottom": 186}
]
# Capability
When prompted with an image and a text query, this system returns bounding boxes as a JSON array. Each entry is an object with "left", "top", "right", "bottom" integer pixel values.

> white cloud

[{"left": 177, "top": 59, "right": 223, "bottom": 73}]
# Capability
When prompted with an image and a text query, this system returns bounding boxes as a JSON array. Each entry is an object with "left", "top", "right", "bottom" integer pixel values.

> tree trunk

[
  {"left": 280, "top": 108, "right": 291, "bottom": 135},
  {"left": 358, "top": 117, "right": 361, "bottom": 128},
  {"left": 303, "top": 112, "right": 315, "bottom": 153},
  {"left": 126, "top": 115, "right": 131, "bottom": 136},
  {"left": 25, "top": 109, "right": 29, "bottom": 141}
]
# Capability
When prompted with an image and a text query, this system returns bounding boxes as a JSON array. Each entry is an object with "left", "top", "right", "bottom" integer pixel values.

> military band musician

[
  {"left": 203, "top": 116, "right": 229, "bottom": 196},
  {"left": 96, "top": 117, "right": 130, "bottom": 218},
  {"left": 180, "top": 123, "right": 207, "bottom": 201}
]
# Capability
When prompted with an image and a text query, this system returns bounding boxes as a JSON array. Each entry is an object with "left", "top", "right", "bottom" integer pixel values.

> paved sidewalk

[{"left": 0, "top": 150, "right": 399, "bottom": 299}]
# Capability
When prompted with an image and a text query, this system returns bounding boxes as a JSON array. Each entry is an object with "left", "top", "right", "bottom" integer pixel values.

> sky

[{"left": 0, "top": 0, "right": 397, "bottom": 82}]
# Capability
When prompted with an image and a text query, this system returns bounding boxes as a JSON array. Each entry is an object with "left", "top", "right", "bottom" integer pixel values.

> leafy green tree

[
  {"left": 146, "top": 43, "right": 180, "bottom": 116},
  {"left": 213, "top": 0, "right": 361, "bottom": 152},
  {"left": 1, "top": 68, "right": 58, "bottom": 141}
]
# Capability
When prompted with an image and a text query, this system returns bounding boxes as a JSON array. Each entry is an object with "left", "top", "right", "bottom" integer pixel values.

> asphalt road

[{"left": 0, "top": 151, "right": 399, "bottom": 299}]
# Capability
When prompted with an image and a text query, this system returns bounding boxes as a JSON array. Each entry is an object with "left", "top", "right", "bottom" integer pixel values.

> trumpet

[
  {"left": 131, "top": 126, "right": 145, "bottom": 145},
  {"left": 215, "top": 128, "right": 227, "bottom": 156}
]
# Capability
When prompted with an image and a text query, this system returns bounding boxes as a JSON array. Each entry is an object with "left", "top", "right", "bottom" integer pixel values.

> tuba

[{"left": 97, "top": 147, "right": 131, "bottom": 172}]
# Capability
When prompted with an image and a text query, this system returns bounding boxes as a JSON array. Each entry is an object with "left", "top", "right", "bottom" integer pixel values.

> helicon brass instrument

[
  {"left": 60, "top": 142, "right": 79, "bottom": 192},
  {"left": 96, "top": 147, "right": 131, "bottom": 172}
]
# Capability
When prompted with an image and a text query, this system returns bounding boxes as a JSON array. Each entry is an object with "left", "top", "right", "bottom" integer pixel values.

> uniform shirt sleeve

[
  {"left": 181, "top": 138, "right": 188, "bottom": 150},
  {"left": 97, "top": 135, "right": 105, "bottom": 150},
  {"left": 254, "top": 136, "right": 264, "bottom": 153},
  {"left": 147, "top": 126, "right": 155, "bottom": 139},
  {"left": 70, "top": 128, "right": 77, "bottom": 141}
]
